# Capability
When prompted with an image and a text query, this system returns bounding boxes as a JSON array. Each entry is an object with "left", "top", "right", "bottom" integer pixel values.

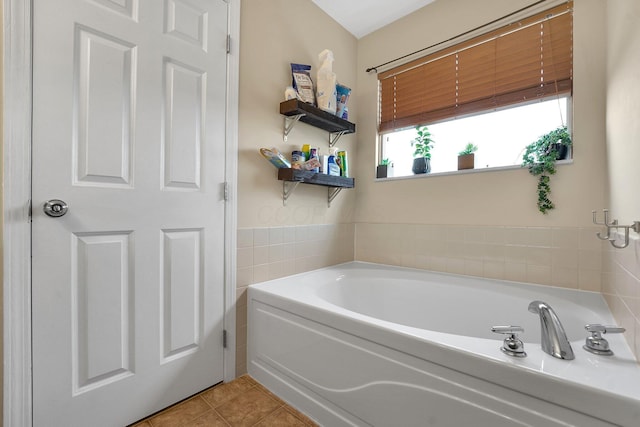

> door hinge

[
  {"left": 223, "top": 329, "right": 228, "bottom": 348},
  {"left": 224, "top": 181, "right": 229, "bottom": 201},
  {"left": 226, "top": 34, "right": 231, "bottom": 54}
]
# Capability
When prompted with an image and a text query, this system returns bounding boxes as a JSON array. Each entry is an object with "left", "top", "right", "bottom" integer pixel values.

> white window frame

[{"left": 376, "top": 95, "right": 573, "bottom": 179}]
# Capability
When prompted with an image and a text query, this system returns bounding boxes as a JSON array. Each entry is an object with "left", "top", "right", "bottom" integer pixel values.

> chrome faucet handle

[
  {"left": 585, "top": 324, "right": 625, "bottom": 334},
  {"left": 491, "top": 326, "right": 527, "bottom": 358},
  {"left": 583, "top": 323, "right": 626, "bottom": 356}
]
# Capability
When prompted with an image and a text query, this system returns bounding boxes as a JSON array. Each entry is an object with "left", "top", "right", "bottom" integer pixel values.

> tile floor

[{"left": 133, "top": 375, "right": 318, "bottom": 427}]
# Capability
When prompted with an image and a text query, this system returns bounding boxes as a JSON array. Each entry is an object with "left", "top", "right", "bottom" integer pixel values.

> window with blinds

[{"left": 378, "top": 2, "right": 573, "bottom": 133}]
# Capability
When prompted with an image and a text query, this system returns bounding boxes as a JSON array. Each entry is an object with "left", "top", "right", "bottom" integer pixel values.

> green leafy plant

[
  {"left": 521, "top": 126, "right": 572, "bottom": 214},
  {"left": 411, "top": 125, "right": 435, "bottom": 159},
  {"left": 379, "top": 158, "right": 391, "bottom": 166},
  {"left": 458, "top": 143, "right": 478, "bottom": 156}
]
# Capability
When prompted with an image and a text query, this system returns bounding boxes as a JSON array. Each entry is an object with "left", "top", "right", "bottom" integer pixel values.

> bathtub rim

[{"left": 248, "top": 261, "right": 640, "bottom": 426}]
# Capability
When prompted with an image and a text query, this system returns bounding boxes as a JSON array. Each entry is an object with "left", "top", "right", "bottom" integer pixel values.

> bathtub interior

[{"left": 313, "top": 269, "right": 610, "bottom": 344}]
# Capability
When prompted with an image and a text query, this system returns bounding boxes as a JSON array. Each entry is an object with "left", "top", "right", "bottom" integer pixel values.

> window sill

[{"left": 374, "top": 159, "right": 573, "bottom": 182}]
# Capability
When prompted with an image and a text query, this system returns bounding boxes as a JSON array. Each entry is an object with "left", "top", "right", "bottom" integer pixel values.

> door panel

[
  {"left": 161, "top": 228, "right": 203, "bottom": 361},
  {"left": 32, "top": 0, "right": 228, "bottom": 425},
  {"left": 74, "top": 26, "right": 136, "bottom": 187},
  {"left": 165, "top": 0, "right": 209, "bottom": 50},
  {"left": 163, "top": 59, "right": 205, "bottom": 190},
  {"left": 72, "top": 231, "right": 135, "bottom": 394}
]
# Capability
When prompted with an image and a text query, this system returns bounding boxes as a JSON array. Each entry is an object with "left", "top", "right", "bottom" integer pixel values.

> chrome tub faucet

[{"left": 528, "top": 300, "right": 575, "bottom": 360}]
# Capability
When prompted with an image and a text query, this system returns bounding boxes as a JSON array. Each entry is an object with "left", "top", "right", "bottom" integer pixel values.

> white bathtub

[{"left": 248, "top": 262, "right": 640, "bottom": 426}]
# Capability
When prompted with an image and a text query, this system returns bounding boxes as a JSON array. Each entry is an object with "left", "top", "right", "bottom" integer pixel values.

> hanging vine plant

[{"left": 521, "top": 126, "right": 572, "bottom": 214}]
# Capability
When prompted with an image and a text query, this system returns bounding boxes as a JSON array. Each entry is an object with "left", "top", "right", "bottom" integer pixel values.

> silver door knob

[{"left": 43, "top": 199, "right": 68, "bottom": 217}]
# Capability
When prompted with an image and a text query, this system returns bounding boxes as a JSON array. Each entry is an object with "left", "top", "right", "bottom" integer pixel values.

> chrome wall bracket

[
  {"left": 329, "top": 130, "right": 348, "bottom": 148},
  {"left": 592, "top": 209, "right": 640, "bottom": 249},
  {"left": 283, "top": 183, "right": 344, "bottom": 207},
  {"left": 282, "top": 181, "right": 300, "bottom": 206},
  {"left": 327, "top": 187, "right": 342, "bottom": 207},
  {"left": 283, "top": 113, "right": 305, "bottom": 141}
]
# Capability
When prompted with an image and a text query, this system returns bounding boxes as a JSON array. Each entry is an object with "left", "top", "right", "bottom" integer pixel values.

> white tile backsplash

[
  {"left": 526, "top": 247, "right": 552, "bottom": 266},
  {"left": 551, "top": 266, "right": 579, "bottom": 288},
  {"left": 235, "top": 223, "right": 355, "bottom": 374},
  {"left": 505, "top": 227, "right": 529, "bottom": 246},
  {"left": 252, "top": 245, "right": 269, "bottom": 266},
  {"left": 552, "top": 227, "right": 580, "bottom": 249},
  {"left": 602, "top": 232, "right": 640, "bottom": 360},
  {"left": 268, "top": 227, "right": 284, "bottom": 245},
  {"left": 527, "top": 227, "right": 553, "bottom": 247},
  {"left": 526, "top": 264, "right": 552, "bottom": 285},
  {"left": 237, "top": 228, "right": 253, "bottom": 248},
  {"left": 355, "top": 223, "right": 603, "bottom": 292},
  {"left": 236, "top": 222, "right": 639, "bottom": 373},
  {"left": 504, "top": 262, "right": 527, "bottom": 282},
  {"left": 253, "top": 228, "right": 269, "bottom": 246},
  {"left": 236, "top": 247, "right": 254, "bottom": 269}
]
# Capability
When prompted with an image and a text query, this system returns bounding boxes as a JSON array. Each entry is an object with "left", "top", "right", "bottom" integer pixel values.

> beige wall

[
  {"left": 351, "top": 1, "right": 611, "bottom": 297},
  {"left": 1, "top": 0, "right": 4, "bottom": 416},
  {"left": 603, "top": 0, "right": 640, "bottom": 358},
  {"left": 354, "top": 0, "right": 606, "bottom": 227},
  {"left": 606, "top": 0, "right": 640, "bottom": 220},
  {"left": 235, "top": 0, "right": 358, "bottom": 374},
  {"left": 238, "top": 0, "right": 358, "bottom": 228}
]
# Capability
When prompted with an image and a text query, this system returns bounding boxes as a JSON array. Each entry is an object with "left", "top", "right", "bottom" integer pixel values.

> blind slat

[{"left": 379, "top": 2, "right": 572, "bottom": 132}]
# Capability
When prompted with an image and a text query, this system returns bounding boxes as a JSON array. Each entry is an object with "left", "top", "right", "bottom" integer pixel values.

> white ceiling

[{"left": 311, "top": 0, "right": 436, "bottom": 39}]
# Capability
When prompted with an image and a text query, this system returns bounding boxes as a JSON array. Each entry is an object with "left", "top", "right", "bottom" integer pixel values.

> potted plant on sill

[
  {"left": 376, "top": 158, "right": 393, "bottom": 178},
  {"left": 457, "top": 143, "right": 478, "bottom": 170},
  {"left": 521, "top": 126, "right": 572, "bottom": 214},
  {"left": 411, "top": 125, "right": 435, "bottom": 174}
]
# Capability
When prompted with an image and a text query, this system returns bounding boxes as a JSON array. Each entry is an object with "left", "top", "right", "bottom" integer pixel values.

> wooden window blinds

[{"left": 378, "top": 2, "right": 573, "bottom": 133}]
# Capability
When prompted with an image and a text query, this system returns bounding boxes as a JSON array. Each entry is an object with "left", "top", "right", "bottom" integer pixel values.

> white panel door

[{"left": 31, "top": 0, "right": 228, "bottom": 425}]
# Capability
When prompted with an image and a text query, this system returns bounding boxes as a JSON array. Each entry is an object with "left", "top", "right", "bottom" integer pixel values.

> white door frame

[{"left": 2, "top": 1, "right": 240, "bottom": 425}]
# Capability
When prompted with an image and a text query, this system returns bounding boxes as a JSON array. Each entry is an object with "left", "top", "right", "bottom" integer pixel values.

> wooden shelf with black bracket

[
  {"left": 277, "top": 99, "right": 356, "bottom": 207},
  {"left": 277, "top": 168, "right": 355, "bottom": 207},
  {"left": 280, "top": 99, "right": 355, "bottom": 147}
]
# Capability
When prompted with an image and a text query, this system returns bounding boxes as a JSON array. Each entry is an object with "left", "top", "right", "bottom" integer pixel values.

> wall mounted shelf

[
  {"left": 277, "top": 168, "right": 354, "bottom": 207},
  {"left": 280, "top": 99, "right": 356, "bottom": 146}
]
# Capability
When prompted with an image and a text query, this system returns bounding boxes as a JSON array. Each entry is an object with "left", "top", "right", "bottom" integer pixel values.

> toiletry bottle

[
  {"left": 309, "top": 147, "right": 320, "bottom": 173},
  {"left": 327, "top": 148, "right": 341, "bottom": 176},
  {"left": 316, "top": 50, "right": 337, "bottom": 114},
  {"left": 320, "top": 154, "right": 329, "bottom": 174},
  {"left": 301, "top": 144, "right": 310, "bottom": 161},
  {"left": 337, "top": 150, "right": 348, "bottom": 177},
  {"left": 291, "top": 150, "right": 305, "bottom": 169}
]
